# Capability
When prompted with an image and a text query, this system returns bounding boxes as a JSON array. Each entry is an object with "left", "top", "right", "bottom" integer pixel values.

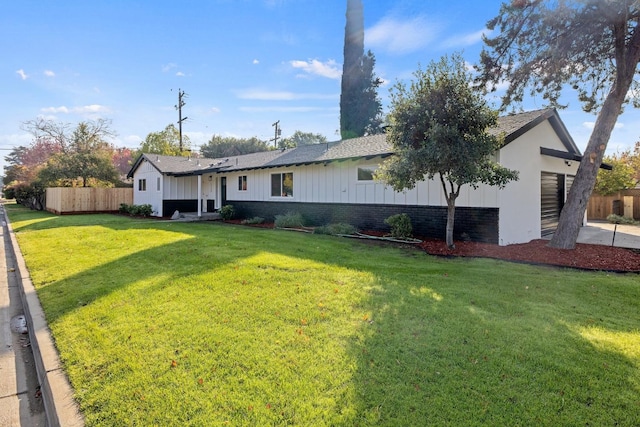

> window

[
  {"left": 238, "top": 175, "right": 247, "bottom": 191},
  {"left": 357, "top": 166, "right": 377, "bottom": 181},
  {"left": 138, "top": 179, "right": 146, "bottom": 191},
  {"left": 271, "top": 172, "right": 293, "bottom": 197},
  {"left": 156, "top": 177, "right": 161, "bottom": 191}
]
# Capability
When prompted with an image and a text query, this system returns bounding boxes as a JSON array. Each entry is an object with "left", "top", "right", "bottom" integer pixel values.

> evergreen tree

[{"left": 340, "top": 0, "right": 383, "bottom": 140}]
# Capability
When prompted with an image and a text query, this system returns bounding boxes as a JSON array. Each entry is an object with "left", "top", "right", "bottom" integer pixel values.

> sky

[{"left": 2, "top": 0, "right": 639, "bottom": 174}]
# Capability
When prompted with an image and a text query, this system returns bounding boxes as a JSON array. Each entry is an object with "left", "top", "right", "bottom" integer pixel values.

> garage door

[{"left": 540, "top": 172, "right": 574, "bottom": 236}]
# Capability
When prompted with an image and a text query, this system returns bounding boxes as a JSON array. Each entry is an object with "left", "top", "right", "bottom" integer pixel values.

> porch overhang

[{"left": 540, "top": 147, "right": 612, "bottom": 170}]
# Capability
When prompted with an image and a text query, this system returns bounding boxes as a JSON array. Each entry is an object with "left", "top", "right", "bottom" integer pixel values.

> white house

[{"left": 127, "top": 109, "right": 607, "bottom": 245}]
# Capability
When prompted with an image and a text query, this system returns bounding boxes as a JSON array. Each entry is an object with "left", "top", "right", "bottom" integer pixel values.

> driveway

[{"left": 578, "top": 221, "right": 640, "bottom": 249}]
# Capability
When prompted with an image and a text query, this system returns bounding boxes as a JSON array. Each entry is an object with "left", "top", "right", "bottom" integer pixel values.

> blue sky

[{"left": 2, "top": 0, "right": 639, "bottom": 173}]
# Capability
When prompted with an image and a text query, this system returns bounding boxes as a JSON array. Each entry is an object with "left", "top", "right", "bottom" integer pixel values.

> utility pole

[
  {"left": 270, "top": 120, "right": 281, "bottom": 148},
  {"left": 175, "top": 89, "right": 188, "bottom": 152}
]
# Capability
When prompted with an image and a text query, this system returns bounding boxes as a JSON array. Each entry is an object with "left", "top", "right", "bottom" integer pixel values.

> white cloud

[
  {"left": 40, "top": 104, "right": 110, "bottom": 115},
  {"left": 583, "top": 121, "right": 624, "bottom": 130},
  {"left": 239, "top": 106, "right": 331, "bottom": 113},
  {"left": 235, "top": 88, "right": 337, "bottom": 101},
  {"left": 44, "top": 70, "right": 55, "bottom": 77},
  {"left": 162, "top": 63, "right": 177, "bottom": 72},
  {"left": 41, "top": 106, "right": 70, "bottom": 114},
  {"left": 16, "top": 69, "right": 28, "bottom": 80},
  {"left": 253, "top": 59, "right": 260, "bottom": 65},
  {"left": 176, "top": 71, "right": 185, "bottom": 77},
  {"left": 289, "top": 59, "right": 341, "bottom": 79},
  {"left": 75, "top": 104, "right": 110, "bottom": 114},
  {"left": 366, "top": 16, "right": 442, "bottom": 54},
  {"left": 442, "top": 29, "right": 490, "bottom": 49}
]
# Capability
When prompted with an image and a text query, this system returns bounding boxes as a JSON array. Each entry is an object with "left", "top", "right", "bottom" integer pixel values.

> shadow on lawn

[{"left": 10, "top": 207, "right": 640, "bottom": 425}]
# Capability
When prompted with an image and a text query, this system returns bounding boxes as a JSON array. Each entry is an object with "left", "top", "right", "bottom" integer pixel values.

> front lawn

[{"left": 6, "top": 204, "right": 640, "bottom": 426}]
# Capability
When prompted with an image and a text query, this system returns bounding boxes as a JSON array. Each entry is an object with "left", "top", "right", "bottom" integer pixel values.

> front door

[{"left": 221, "top": 177, "right": 227, "bottom": 206}]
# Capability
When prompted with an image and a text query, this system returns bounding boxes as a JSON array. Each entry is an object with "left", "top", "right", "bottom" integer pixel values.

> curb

[{"left": 3, "top": 208, "right": 84, "bottom": 427}]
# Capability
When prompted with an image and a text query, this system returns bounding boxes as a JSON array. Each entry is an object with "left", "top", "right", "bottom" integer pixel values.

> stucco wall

[{"left": 498, "top": 120, "right": 579, "bottom": 245}]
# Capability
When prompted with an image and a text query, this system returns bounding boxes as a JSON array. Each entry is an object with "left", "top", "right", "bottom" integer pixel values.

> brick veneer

[{"left": 229, "top": 201, "right": 499, "bottom": 244}]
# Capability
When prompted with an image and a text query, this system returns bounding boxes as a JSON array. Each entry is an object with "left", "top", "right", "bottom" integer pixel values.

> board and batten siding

[
  {"left": 222, "top": 158, "right": 500, "bottom": 208},
  {"left": 133, "top": 160, "right": 164, "bottom": 216}
]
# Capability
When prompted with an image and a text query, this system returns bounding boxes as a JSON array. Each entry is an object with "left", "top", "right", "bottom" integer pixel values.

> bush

[
  {"left": 606, "top": 214, "right": 638, "bottom": 225},
  {"left": 384, "top": 213, "right": 413, "bottom": 239},
  {"left": 274, "top": 211, "right": 304, "bottom": 228},
  {"left": 241, "top": 217, "right": 264, "bottom": 225},
  {"left": 314, "top": 223, "right": 357, "bottom": 236},
  {"left": 219, "top": 205, "right": 235, "bottom": 220},
  {"left": 120, "top": 203, "right": 153, "bottom": 217}
]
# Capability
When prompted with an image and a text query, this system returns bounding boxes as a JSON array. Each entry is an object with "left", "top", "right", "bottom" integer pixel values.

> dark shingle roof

[{"left": 128, "top": 109, "right": 573, "bottom": 178}]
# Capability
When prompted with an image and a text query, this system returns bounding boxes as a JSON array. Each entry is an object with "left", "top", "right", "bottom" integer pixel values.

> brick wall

[{"left": 229, "top": 200, "right": 499, "bottom": 244}]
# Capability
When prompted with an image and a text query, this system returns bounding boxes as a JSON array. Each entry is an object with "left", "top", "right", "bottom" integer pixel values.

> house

[{"left": 127, "top": 108, "right": 607, "bottom": 245}]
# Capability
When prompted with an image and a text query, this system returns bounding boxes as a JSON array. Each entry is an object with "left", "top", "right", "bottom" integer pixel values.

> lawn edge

[{"left": 3, "top": 207, "right": 85, "bottom": 427}]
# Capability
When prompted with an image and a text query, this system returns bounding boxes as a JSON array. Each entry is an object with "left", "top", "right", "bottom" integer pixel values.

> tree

[
  {"left": 476, "top": 0, "right": 640, "bottom": 249},
  {"left": 278, "top": 131, "right": 328, "bottom": 149},
  {"left": 340, "top": 0, "right": 383, "bottom": 139},
  {"left": 38, "top": 121, "right": 121, "bottom": 187},
  {"left": 22, "top": 119, "right": 121, "bottom": 188},
  {"left": 199, "top": 135, "right": 271, "bottom": 158},
  {"left": 377, "top": 54, "right": 519, "bottom": 248},
  {"left": 595, "top": 145, "right": 639, "bottom": 195},
  {"left": 138, "top": 124, "right": 190, "bottom": 157}
]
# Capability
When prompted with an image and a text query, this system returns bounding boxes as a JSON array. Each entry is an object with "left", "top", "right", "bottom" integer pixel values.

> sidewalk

[
  {"left": 0, "top": 203, "right": 84, "bottom": 427},
  {"left": 578, "top": 221, "right": 640, "bottom": 249},
  {"left": 0, "top": 210, "right": 45, "bottom": 426}
]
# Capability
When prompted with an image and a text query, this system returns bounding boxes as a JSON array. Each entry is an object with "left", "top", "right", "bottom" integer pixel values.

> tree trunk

[
  {"left": 446, "top": 198, "right": 456, "bottom": 249},
  {"left": 549, "top": 87, "right": 632, "bottom": 249}
]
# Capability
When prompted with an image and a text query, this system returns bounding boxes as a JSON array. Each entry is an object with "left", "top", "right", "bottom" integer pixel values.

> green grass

[{"left": 6, "top": 204, "right": 640, "bottom": 426}]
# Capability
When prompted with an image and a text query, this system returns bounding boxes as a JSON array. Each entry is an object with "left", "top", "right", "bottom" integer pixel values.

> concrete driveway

[{"left": 578, "top": 221, "right": 640, "bottom": 249}]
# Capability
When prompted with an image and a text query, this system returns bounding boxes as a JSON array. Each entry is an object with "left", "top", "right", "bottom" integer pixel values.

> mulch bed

[{"left": 223, "top": 221, "right": 640, "bottom": 273}]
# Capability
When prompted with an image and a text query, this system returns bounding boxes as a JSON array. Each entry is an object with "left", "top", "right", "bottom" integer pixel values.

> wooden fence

[
  {"left": 587, "top": 189, "right": 640, "bottom": 220},
  {"left": 46, "top": 187, "right": 133, "bottom": 215}
]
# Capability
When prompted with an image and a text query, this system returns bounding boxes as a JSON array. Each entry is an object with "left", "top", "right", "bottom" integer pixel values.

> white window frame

[
  {"left": 356, "top": 165, "right": 378, "bottom": 182},
  {"left": 238, "top": 175, "right": 248, "bottom": 191},
  {"left": 271, "top": 172, "right": 293, "bottom": 197},
  {"left": 138, "top": 179, "right": 147, "bottom": 191}
]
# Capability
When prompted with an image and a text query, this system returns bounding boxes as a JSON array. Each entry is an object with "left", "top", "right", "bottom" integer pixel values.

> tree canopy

[
  {"left": 199, "top": 135, "right": 271, "bottom": 158},
  {"left": 594, "top": 142, "right": 640, "bottom": 195},
  {"left": 476, "top": 0, "right": 640, "bottom": 249},
  {"left": 278, "top": 131, "right": 328, "bottom": 149},
  {"left": 377, "top": 54, "right": 518, "bottom": 248},
  {"left": 340, "top": 0, "right": 383, "bottom": 139},
  {"left": 138, "top": 124, "right": 190, "bottom": 157}
]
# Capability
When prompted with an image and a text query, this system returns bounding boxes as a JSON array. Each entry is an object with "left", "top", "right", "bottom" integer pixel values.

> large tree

[
  {"left": 340, "top": 0, "right": 383, "bottom": 139},
  {"left": 19, "top": 118, "right": 121, "bottom": 188},
  {"left": 594, "top": 143, "right": 639, "bottom": 195},
  {"left": 138, "top": 124, "right": 190, "bottom": 157},
  {"left": 476, "top": 0, "right": 640, "bottom": 249},
  {"left": 199, "top": 135, "right": 270, "bottom": 158},
  {"left": 36, "top": 121, "right": 120, "bottom": 187},
  {"left": 278, "top": 131, "right": 328, "bottom": 149},
  {"left": 377, "top": 54, "right": 518, "bottom": 248}
]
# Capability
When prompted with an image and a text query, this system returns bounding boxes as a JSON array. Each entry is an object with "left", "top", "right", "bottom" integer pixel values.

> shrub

[
  {"left": 241, "top": 216, "right": 265, "bottom": 225},
  {"left": 120, "top": 203, "right": 153, "bottom": 217},
  {"left": 314, "top": 223, "right": 357, "bottom": 236},
  {"left": 219, "top": 205, "right": 235, "bottom": 220},
  {"left": 274, "top": 211, "right": 304, "bottom": 228},
  {"left": 606, "top": 214, "right": 638, "bottom": 225},
  {"left": 384, "top": 213, "right": 413, "bottom": 239}
]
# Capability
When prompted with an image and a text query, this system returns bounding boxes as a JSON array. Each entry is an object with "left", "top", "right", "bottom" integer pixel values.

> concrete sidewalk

[
  {"left": 0, "top": 211, "right": 45, "bottom": 426},
  {"left": 577, "top": 221, "right": 640, "bottom": 249},
  {"left": 0, "top": 204, "right": 84, "bottom": 427}
]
